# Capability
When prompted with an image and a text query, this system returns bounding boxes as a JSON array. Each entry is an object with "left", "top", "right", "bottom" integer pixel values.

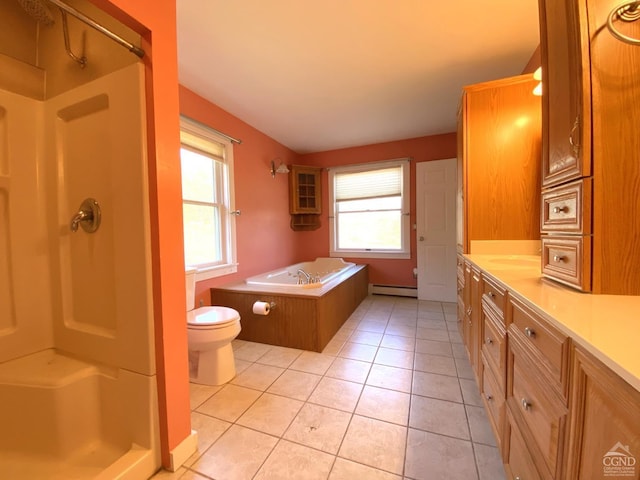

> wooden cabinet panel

[
  {"left": 565, "top": 345, "right": 640, "bottom": 480},
  {"left": 482, "top": 275, "right": 507, "bottom": 317},
  {"left": 509, "top": 297, "right": 571, "bottom": 397},
  {"left": 541, "top": 179, "right": 592, "bottom": 234},
  {"left": 538, "top": 0, "right": 591, "bottom": 187},
  {"left": 587, "top": 0, "right": 640, "bottom": 295},
  {"left": 458, "top": 75, "right": 541, "bottom": 253},
  {"left": 539, "top": 0, "right": 640, "bottom": 294},
  {"left": 482, "top": 303, "right": 507, "bottom": 392},
  {"left": 481, "top": 355, "right": 506, "bottom": 452},
  {"left": 510, "top": 356, "right": 568, "bottom": 477},
  {"left": 541, "top": 236, "right": 591, "bottom": 292},
  {"left": 505, "top": 408, "right": 544, "bottom": 480}
]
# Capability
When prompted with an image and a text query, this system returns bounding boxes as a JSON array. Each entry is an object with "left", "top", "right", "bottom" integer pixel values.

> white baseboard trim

[
  {"left": 369, "top": 284, "right": 418, "bottom": 298},
  {"left": 169, "top": 430, "right": 198, "bottom": 472}
]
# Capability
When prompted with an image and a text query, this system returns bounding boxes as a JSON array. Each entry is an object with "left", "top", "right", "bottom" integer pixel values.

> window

[
  {"left": 329, "top": 159, "right": 410, "bottom": 259},
  {"left": 180, "top": 116, "right": 237, "bottom": 280}
]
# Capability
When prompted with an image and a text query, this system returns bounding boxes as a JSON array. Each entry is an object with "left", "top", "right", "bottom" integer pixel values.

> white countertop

[{"left": 465, "top": 254, "right": 640, "bottom": 392}]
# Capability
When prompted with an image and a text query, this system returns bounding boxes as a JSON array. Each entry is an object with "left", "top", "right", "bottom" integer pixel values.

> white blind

[
  {"left": 180, "top": 130, "right": 225, "bottom": 162},
  {"left": 335, "top": 166, "right": 402, "bottom": 202}
]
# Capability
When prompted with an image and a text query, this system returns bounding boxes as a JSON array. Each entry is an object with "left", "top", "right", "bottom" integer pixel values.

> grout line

[{"left": 184, "top": 295, "right": 500, "bottom": 480}]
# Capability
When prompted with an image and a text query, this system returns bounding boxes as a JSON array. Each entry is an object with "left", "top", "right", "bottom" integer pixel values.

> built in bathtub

[
  {"left": 246, "top": 257, "right": 356, "bottom": 289},
  {"left": 211, "top": 261, "right": 369, "bottom": 351}
]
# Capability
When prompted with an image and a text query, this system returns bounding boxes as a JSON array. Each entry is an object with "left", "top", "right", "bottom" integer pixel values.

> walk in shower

[{"left": 0, "top": 1, "right": 159, "bottom": 478}]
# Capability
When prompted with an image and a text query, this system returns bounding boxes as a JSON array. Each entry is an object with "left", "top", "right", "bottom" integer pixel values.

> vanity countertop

[{"left": 464, "top": 254, "right": 640, "bottom": 392}]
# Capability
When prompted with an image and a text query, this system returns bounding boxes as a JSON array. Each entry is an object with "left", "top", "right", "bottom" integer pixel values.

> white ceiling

[{"left": 177, "top": 1, "right": 540, "bottom": 154}]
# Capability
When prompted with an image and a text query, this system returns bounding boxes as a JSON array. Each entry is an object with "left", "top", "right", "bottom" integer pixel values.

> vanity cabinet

[
  {"left": 457, "top": 74, "right": 541, "bottom": 253},
  {"left": 564, "top": 345, "right": 640, "bottom": 479},
  {"left": 288, "top": 165, "right": 321, "bottom": 231},
  {"left": 506, "top": 297, "right": 571, "bottom": 479},
  {"left": 538, "top": 0, "right": 640, "bottom": 294},
  {"left": 479, "top": 275, "right": 508, "bottom": 452},
  {"left": 462, "top": 263, "right": 481, "bottom": 382}
]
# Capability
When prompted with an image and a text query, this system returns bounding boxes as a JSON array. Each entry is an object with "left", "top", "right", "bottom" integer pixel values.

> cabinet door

[
  {"left": 565, "top": 346, "right": 640, "bottom": 480},
  {"left": 289, "top": 166, "right": 321, "bottom": 214},
  {"left": 462, "top": 76, "right": 541, "bottom": 246},
  {"left": 468, "top": 267, "right": 482, "bottom": 380},
  {"left": 538, "top": 0, "right": 591, "bottom": 187}
]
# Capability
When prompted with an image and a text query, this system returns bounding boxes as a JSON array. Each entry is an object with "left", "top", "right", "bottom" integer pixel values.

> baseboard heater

[{"left": 369, "top": 284, "right": 418, "bottom": 298}]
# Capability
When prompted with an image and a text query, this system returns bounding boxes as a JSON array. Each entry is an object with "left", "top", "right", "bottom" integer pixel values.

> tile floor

[{"left": 153, "top": 295, "right": 506, "bottom": 480}]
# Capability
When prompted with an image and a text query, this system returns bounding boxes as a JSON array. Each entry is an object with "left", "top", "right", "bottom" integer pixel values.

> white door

[{"left": 416, "top": 158, "right": 457, "bottom": 302}]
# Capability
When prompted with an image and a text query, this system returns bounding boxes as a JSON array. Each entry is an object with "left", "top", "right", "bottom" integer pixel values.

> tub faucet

[
  {"left": 70, "top": 209, "right": 92, "bottom": 232},
  {"left": 297, "top": 269, "right": 311, "bottom": 285}
]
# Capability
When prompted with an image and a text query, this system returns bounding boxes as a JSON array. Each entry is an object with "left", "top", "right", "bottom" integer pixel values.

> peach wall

[
  {"left": 299, "top": 134, "right": 457, "bottom": 287},
  {"left": 178, "top": 86, "right": 302, "bottom": 306},
  {"left": 91, "top": 0, "right": 188, "bottom": 468}
]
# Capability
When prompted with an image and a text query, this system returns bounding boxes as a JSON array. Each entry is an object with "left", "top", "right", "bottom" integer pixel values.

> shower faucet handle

[{"left": 70, "top": 198, "right": 101, "bottom": 233}]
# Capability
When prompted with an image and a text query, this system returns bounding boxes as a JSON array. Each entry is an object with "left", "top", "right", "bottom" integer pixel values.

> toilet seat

[{"left": 187, "top": 306, "right": 240, "bottom": 329}]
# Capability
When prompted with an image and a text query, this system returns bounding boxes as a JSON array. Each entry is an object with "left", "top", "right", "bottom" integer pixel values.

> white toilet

[{"left": 186, "top": 268, "right": 241, "bottom": 385}]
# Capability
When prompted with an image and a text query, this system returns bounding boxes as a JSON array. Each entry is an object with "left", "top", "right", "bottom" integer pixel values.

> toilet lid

[{"left": 188, "top": 306, "right": 240, "bottom": 328}]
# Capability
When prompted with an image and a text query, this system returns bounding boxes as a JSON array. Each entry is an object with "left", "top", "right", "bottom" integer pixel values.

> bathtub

[
  {"left": 246, "top": 257, "right": 356, "bottom": 289},
  {"left": 212, "top": 259, "right": 369, "bottom": 352}
]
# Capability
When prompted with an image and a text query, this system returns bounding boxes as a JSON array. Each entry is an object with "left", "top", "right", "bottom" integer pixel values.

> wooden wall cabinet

[
  {"left": 457, "top": 75, "right": 542, "bottom": 253},
  {"left": 539, "top": 0, "right": 640, "bottom": 294},
  {"left": 288, "top": 165, "right": 321, "bottom": 231}
]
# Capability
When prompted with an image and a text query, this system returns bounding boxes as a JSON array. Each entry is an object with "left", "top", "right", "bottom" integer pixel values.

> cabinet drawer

[
  {"left": 506, "top": 410, "right": 542, "bottom": 480},
  {"left": 541, "top": 236, "right": 591, "bottom": 291},
  {"left": 510, "top": 357, "right": 567, "bottom": 478},
  {"left": 509, "top": 297, "right": 570, "bottom": 393},
  {"left": 481, "top": 356, "right": 505, "bottom": 450},
  {"left": 481, "top": 303, "right": 506, "bottom": 391},
  {"left": 481, "top": 275, "right": 506, "bottom": 318},
  {"left": 541, "top": 179, "right": 592, "bottom": 234}
]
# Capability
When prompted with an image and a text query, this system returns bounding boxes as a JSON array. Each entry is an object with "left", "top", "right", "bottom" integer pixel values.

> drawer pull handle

[
  {"left": 485, "top": 394, "right": 493, "bottom": 401},
  {"left": 552, "top": 205, "right": 568, "bottom": 214},
  {"left": 486, "top": 337, "right": 493, "bottom": 345},
  {"left": 467, "top": 307, "right": 472, "bottom": 316},
  {"left": 553, "top": 255, "right": 566, "bottom": 263},
  {"left": 521, "top": 398, "right": 532, "bottom": 411},
  {"left": 487, "top": 291, "right": 495, "bottom": 298},
  {"left": 524, "top": 327, "right": 535, "bottom": 338}
]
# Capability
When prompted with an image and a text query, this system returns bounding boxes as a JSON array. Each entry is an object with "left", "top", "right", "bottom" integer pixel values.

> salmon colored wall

[
  {"left": 92, "top": 0, "right": 188, "bottom": 468},
  {"left": 299, "top": 134, "right": 457, "bottom": 287},
  {"left": 178, "top": 86, "right": 302, "bottom": 306}
]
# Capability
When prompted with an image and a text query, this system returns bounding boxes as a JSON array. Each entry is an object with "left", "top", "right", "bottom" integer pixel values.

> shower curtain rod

[{"left": 47, "top": 0, "right": 145, "bottom": 58}]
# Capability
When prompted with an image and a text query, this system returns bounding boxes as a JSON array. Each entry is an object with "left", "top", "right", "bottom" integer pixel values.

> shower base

[{"left": 0, "top": 349, "right": 159, "bottom": 479}]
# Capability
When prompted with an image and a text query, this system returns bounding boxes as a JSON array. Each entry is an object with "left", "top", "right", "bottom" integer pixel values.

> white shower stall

[{"left": 0, "top": 1, "right": 160, "bottom": 478}]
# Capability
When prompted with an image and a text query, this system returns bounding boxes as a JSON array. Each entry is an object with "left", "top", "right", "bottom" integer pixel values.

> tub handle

[{"left": 70, "top": 198, "right": 101, "bottom": 233}]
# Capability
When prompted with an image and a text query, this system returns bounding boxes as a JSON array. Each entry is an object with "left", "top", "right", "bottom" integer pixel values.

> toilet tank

[{"left": 185, "top": 267, "right": 198, "bottom": 311}]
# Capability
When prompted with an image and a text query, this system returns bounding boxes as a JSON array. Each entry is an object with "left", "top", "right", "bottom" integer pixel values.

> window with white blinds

[
  {"left": 180, "top": 116, "right": 237, "bottom": 280},
  {"left": 329, "top": 159, "right": 410, "bottom": 259}
]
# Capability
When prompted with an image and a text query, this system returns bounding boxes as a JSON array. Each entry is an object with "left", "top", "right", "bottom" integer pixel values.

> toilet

[{"left": 186, "top": 268, "right": 241, "bottom": 385}]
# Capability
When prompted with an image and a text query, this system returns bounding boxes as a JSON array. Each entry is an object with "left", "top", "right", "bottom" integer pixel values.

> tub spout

[
  {"left": 70, "top": 210, "right": 91, "bottom": 232},
  {"left": 297, "top": 269, "right": 311, "bottom": 285}
]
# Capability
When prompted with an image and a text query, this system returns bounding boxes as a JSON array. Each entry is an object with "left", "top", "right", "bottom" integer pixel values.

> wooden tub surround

[{"left": 210, "top": 265, "right": 368, "bottom": 352}]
